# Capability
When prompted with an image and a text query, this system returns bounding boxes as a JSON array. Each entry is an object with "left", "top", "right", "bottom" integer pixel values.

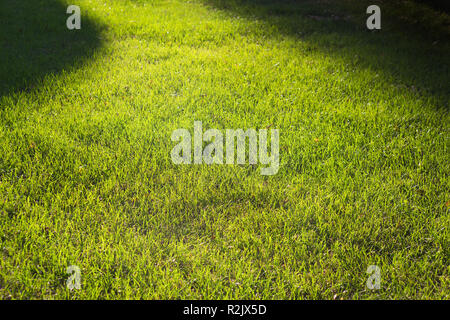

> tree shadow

[
  {"left": 203, "top": 0, "right": 450, "bottom": 109},
  {"left": 0, "top": 0, "right": 103, "bottom": 98},
  {"left": 415, "top": 0, "right": 450, "bottom": 13}
]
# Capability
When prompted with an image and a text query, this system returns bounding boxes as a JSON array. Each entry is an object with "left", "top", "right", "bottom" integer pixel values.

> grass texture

[{"left": 0, "top": 0, "right": 449, "bottom": 299}]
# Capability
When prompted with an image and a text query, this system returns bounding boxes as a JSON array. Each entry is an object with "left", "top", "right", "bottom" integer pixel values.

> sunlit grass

[{"left": 0, "top": 0, "right": 448, "bottom": 299}]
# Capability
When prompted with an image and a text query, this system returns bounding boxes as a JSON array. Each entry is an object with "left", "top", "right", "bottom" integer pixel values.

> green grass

[{"left": 0, "top": 0, "right": 449, "bottom": 299}]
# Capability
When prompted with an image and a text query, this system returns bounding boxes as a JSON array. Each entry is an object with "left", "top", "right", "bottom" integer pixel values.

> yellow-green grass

[{"left": 0, "top": 0, "right": 448, "bottom": 299}]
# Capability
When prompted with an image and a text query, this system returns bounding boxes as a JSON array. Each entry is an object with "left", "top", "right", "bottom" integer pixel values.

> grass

[{"left": 0, "top": 0, "right": 449, "bottom": 299}]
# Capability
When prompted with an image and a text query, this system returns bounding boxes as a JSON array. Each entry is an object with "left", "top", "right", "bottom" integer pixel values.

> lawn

[{"left": 0, "top": 0, "right": 449, "bottom": 299}]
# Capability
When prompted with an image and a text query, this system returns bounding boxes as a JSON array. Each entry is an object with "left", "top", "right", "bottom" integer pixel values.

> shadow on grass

[
  {"left": 0, "top": 0, "right": 103, "bottom": 99},
  {"left": 415, "top": 0, "right": 450, "bottom": 12},
  {"left": 204, "top": 0, "right": 450, "bottom": 109}
]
